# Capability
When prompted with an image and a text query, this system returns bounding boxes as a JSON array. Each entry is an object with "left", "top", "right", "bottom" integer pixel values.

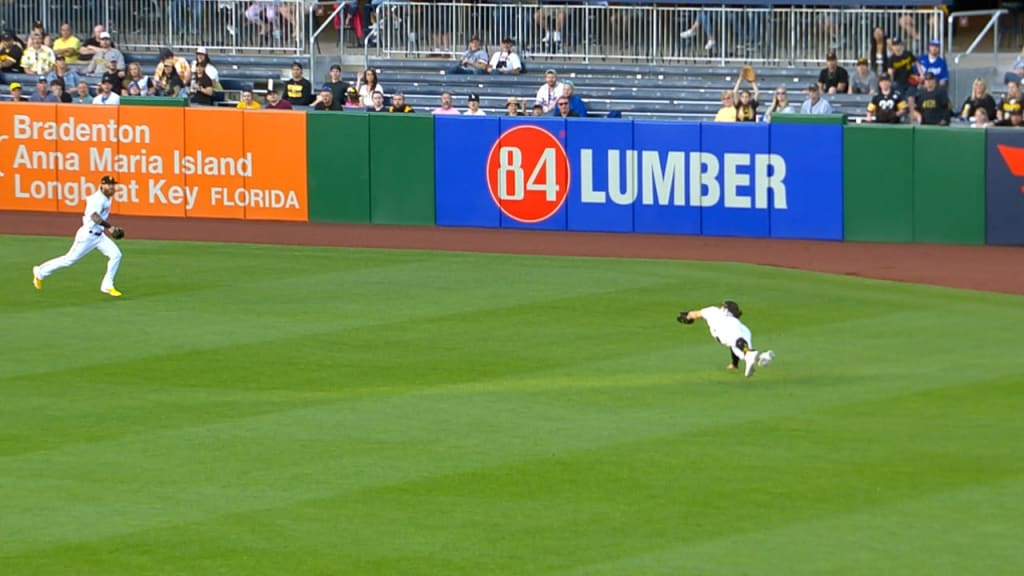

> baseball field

[{"left": 2, "top": 232, "right": 1022, "bottom": 575}]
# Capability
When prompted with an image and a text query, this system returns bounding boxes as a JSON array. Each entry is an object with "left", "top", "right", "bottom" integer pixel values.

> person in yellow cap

[
  {"left": 33, "top": 175, "right": 125, "bottom": 297},
  {"left": 8, "top": 81, "right": 27, "bottom": 101}
]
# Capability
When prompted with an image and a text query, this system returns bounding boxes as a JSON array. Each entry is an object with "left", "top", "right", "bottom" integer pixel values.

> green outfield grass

[{"left": 1, "top": 234, "right": 1021, "bottom": 575}]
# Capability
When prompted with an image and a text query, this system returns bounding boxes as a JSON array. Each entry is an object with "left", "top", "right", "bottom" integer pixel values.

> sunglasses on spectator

[{"left": 558, "top": 101, "right": 569, "bottom": 105}]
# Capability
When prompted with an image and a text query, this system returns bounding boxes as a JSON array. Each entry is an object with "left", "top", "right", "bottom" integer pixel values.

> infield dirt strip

[{"left": 3, "top": 212, "right": 1022, "bottom": 296}]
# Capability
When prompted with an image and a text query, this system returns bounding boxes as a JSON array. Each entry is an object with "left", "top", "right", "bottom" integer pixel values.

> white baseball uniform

[
  {"left": 35, "top": 191, "right": 122, "bottom": 291},
  {"left": 700, "top": 306, "right": 753, "bottom": 358}
]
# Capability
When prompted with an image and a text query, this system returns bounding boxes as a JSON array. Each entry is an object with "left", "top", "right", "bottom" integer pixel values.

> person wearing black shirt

[
  {"left": 284, "top": 61, "right": 313, "bottom": 106},
  {"left": 0, "top": 31, "right": 24, "bottom": 73},
  {"left": 324, "top": 64, "right": 347, "bottom": 105},
  {"left": 311, "top": 85, "right": 342, "bottom": 110},
  {"left": 888, "top": 38, "right": 917, "bottom": 96},
  {"left": 866, "top": 74, "right": 906, "bottom": 123},
  {"left": 914, "top": 73, "right": 951, "bottom": 125},
  {"left": 817, "top": 51, "right": 849, "bottom": 94},
  {"left": 190, "top": 62, "right": 215, "bottom": 106},
  {"left": 959, "top": 78, "right": 997, "bottom": 122},
  {"left": 996, "top": 106, "right": 1024, "bottom": 127}
]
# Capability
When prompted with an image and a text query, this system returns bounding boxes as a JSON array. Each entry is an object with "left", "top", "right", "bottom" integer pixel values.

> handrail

[
  {"left": 364, "top": 5, "right": 384, "bottom": 69},
  {"left": 947, "top": 9, "right": 1007, "bottom": 67},
  {"left": 309, "top": 2, "right": 347, "bottom": 83}
]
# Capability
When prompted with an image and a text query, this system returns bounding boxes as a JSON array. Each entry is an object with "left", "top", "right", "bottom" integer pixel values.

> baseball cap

[
  {"left": 101, "top": 73, "right": 117, "bottom": 84},
  {"left": 563, "top": 79, "right": 574, "bottom": 87},
  {"left": 924, "top": 71, "right": 936, "bottom": 80},
  {"left": 196, "top": 46, "right": 207, "bottom": 54},
  {"left": 856, "top": 57, "right": 868, "bottom": 65},
  {"left": 100, "top": 175, "right": 117, "bottom": 185},
  {"left": 99, "top": 31, "right": 111, "bottom": 39},
  {"left": 545, "top": 68, "right": 557, "bottom": 75},
  {"left": 159, "top": 47, "right": 174, "bottom": 59},
  {"left": 9, "top": 82, "right": 21, "bottom": 90},
  {"left": 928, "top": 39, "right": 941, "bottom": 47},
  {"left": 468, "top": 93, "right": 480, "bottom": 102},
  {"left": 891, "top": 37, "right": 902, "bottom": 45},
  {"left": 36, "top": 76, "right": 46, "bottom": 83},
  {"left": 506, "top": 96, "right": 520, "bottom": 105},
  {"left": 826, "top": 51, "right": 837, "bottom": 60},
  {"left": 345, "top": 86, "right": 357, "bottom": 94},
  {"left": 320, "top": 84, "right": 332, "bottom": 91},
  {"left": 807, "top": 83, "right": 820, "bottom": 91},
  {"left": 879, "top": 73, "right": 892, "bottom": 81}
]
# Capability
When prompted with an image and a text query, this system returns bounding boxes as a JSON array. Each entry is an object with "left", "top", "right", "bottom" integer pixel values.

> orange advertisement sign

[{"left": 0, "top": 103, "right": 308, "bottom": 221}]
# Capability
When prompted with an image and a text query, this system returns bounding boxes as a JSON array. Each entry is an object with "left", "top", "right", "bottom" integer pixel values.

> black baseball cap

[
  {"left": 879, "top": 73, "right": 892, "bottom": 81},
  {"left": 100, "top": 175, "right": 117, "bottom": 185},
  {"left": 468, "top": 93, "right": 480, "bottom": 102},
  {"left": 101, "top": 72, "right": 117, "bottom": 84},
  {"left": 924, "top": 71, "right": 936, "bottom": 80}
]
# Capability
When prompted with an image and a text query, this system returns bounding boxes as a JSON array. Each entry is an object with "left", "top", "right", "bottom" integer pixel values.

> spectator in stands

[
  {"left": 284, "top": 61, "right": 313, "bottom": 106},
  {"left": 764, "top": 86, "right": 795, "bottom": 122},
  {"left": 535, "top": 2, "right": 566, "bottom": 47},
  {"left": 356, "top": 68, "right": 383, "bottom": 107},
  {"left": 50, "top": 79, "right": 71, "bottom": 103},
  {"left": 71, "top": 81, "right": 91, "bottom": 103},
  {"left": 325, "top": 64, "right": 347, "bottom": 104},
  {"left": 817, "top": 52, "right": 848, "bottom": 95},
  {"left": 973, "top": 107, "right": 994, "bottom": 128},
  {"left": 245, "top": 1, "right": 283, "bottom": 44},
  {"left": 101, "top": 63, "right": 123, "bottom": 95},
  {"left": 0, "top": 31, "right": 25, "bottom": 73},
  {"left": 79, "top": 25, "right": 111, "bottom": 62},
  {"left": 995, "top": 106, "right": 1024, "bottom": 127},
  {"left": 264, "top": 90, "right": 293, "bottom": 109},
  {"left": 888, "top": 38, "right": 916, "bottom": 100},
  {"left": 732, "top": 76, "right": 759, "bottom": 122},
  {"left": 917, "top": 39, "right": 947, "bottom": 88},
  {"left": 914, "top": 72, "right": 951, "bottom": 125},
  {"left": 869, "top": 26, "right": 890, "bottom": 76},
  {"left": 959, "top": 78, "right": 996, "bottom": 123},
  {"left": 20, "top": 32, "right": 56, "bottom": 75},
  {"left": 488, "top": 37, "right": 522, "bottom": 75},
  {"left": 535, "top": 69, "right": 565, "bottom": 114},
  {"left": 532, "top": 104, "right": 544, "bottom": 116},
  {"left": 432, "top": 91, "right": 460, "bottom": 115},
  {"left": 193, "top": 48, "right": 222, "bottom": 91},
  {"left": 8, "top": 82, "right": 27, "bottom": 101},
  {"left": 367, "top": 91, "right": 386, "bottom": 112},
  {"left": 505, "top": 97, "right": 524, "bottom": 116},
  {"left": 714, "top": 91, "right": 737, "bottom": 122},
  {"left": 52, "top": 23, "right": 81, "bottom": 64},
  {"left": 680, "top": 11, "right": 716, "bottom": 53},
  {"left": 122, "top": 62, "right": 154, "bottom": 96},
  {"left": 866, "top": 74, "right": 906, "bottom": 124},
  {"left": 849, "top": 58, "right": 877, "bottom": 95},
  {"left": 555, "top": 96, "right": 578, "bottom": 118},
  {"left": 464, "top": 93, "right": 486, "bottom": 116},
  {"left": 343, "top": 86, "right": 362, "bottom": 109},
  {"left": 189, "top": 61, "right": 216, "bottom": 106},
  {"left": 998, "top": 81, "right": 1022, "bottom": 122},
  {"left": 83, "top": 31, "right": 124, "bottom": 76},
  {"left": 236, "top": 89, "right": 261, "bottom": 109},
  {"left": 92, "top": 76, "right": 121, "bottom": 105},
  {"left": 29, "top": 76, "right": 54, "bottom": 102},
  {"left": 312, "top": 85, "right": 342, "bottom": 110},
  {"left": 559, "top": 81, "right": 588, "bottom": 117},
  {"left": 800, "top": 84, "right": 833, "bottom": 114},
  {"left": 47, "top": 56, "right": 81, "bottom": 94},
  {"left": 451, "top": 35, "right": 489, "bottom": 75},
  {"left": 1004, "top": 46, "right": 1024, "bottom": 85},
  {"left": 388, "top": 91, "right": 414, "bottom": 113},
  {"left": 154, "top": 48, "right": 190, "bottom": 97}
]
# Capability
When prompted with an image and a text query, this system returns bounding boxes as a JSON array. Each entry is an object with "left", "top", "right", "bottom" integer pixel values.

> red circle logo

[{"left": 486, "top": 125, "right": 571, "bottom": 223}]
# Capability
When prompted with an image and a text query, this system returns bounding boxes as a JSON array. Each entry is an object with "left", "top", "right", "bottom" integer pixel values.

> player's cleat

[
  {"left": 32, "top": 267, "right": 42, "bottom": 290},
  {"left": 102, "top": 287, "right": 123, "bottom": 297},
  {"left": 744, "top": 350, "right": 759, "bottom": 377},
  {"left": 758, "top": 350, "right": 775, "bottom": 368}
]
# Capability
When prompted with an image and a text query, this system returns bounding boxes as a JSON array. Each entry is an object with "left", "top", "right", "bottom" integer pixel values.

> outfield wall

[{"left": 2, "top": 103, "right": 1022, "bottom": 246}]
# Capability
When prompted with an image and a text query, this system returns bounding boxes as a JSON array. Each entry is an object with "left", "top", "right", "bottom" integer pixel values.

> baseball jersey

[
  {"left": 1000, "top": 95, "right": 1022, "bottom": 117},
  {"left": 889, "top": 51, "right": 916, "bottom": 86},
  {"left": 83, "top": 191, "right": 112, "bottom": 233},
  {"left": 868, "top": 90, "right": 906, "bottom": 123},
  {"left": 701, "top": 306, "right": 753, "bottom": 349}
]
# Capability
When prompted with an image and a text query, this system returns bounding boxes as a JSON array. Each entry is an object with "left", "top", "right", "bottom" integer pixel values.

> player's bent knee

[{"left": 735, "top": 337, "right": 749, "bottom": 352}]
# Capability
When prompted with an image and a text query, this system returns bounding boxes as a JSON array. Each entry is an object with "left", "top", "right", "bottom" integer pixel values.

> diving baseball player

[
  {"left": 677, "top": 300, "right": 775, "bottom": 377},
  {"left": 32, "top": 175, "right": 125, "bottom": 297}
]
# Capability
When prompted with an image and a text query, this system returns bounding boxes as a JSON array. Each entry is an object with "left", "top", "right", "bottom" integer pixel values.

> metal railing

[
  {"left": 946, "top": 10, "right": 1008, "bottom": 68},
  {"left": 369, "top": 2, "right": 945, "bottom": 67}
]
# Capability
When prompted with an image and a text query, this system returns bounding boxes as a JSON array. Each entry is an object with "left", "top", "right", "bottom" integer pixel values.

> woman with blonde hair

[
  {"left": 959, "top": 78, "right": 996, "bottom": 123},
  {"left": 764, "top": 86, "right": 795, "bottom": 122},
  {"left": 714, "top": 90, "right": 737, "bottom": 122}
]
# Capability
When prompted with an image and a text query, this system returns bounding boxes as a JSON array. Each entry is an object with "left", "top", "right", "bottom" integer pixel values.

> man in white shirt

[
  {"left": 488, "top": 37, "right": 522, "bottom": 75},
  {"left": 678, "top": 300, "right": 775, "bottom": 377},
  {"left": 800, "top": 84, "right": 833, "bottom": 114},
  {"left": 93, "top": 76, "right": 121, "bottom": 105},
  {"left": 534, "top": 68, "right": 564, "bottom": 113},
  {"left": 464, "top": 93, "right": 486, "bottom": 115},
  {"left": 33, "top": 175, "right": 125, "bottom": 297}
]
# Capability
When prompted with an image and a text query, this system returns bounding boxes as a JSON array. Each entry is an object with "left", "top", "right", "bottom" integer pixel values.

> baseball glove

[
  {"left": 741, "top": 65, "right": 756, "bottom": 83},
  {"left": 110, "top": 226, "right": 125, "bottom": 240},
  {"left": 677, "top": 311, "right": 694, "bottom": 324}
]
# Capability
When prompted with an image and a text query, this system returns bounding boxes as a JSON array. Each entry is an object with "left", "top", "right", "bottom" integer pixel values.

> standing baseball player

[
  {"left": 33, "top": 175, "right": 126, "bottom": 297},
  {"left": 677, "top": 300, "right": 775, "bottom": 377}
]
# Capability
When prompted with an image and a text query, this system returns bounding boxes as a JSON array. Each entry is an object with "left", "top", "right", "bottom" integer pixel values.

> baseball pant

[{"left": 36, "top": 227, "right": 122, "bottom": 290}]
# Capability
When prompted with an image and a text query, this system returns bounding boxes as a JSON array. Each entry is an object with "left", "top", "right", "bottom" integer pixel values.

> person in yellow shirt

[
  {"left": 236, "top": 89, "right": 262, "bottom": 109},
  {"left": 714, "top": 90, "right": 737, "bottom": 122},
  {"left": 52, "top": 23, "right": 81, "bottom": 64}
]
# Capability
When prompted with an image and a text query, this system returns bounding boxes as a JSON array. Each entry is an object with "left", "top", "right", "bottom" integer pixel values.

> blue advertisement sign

[
  {"left": 986, "top": 129, "right": 1024, "bottom": 246},
  {"left": 566, "top": 118, "right": 635, "bottom": 233},
  {"left": 631, "top": 121, "right": 702, "bottom": 235},
  {"left": 698, "top": 123, "right": 771, "bottom": 238},
  {"left": 435, "top": 115, "right": 501, "bottom": 228},
  {"left": 768, "top": 123, "right": 844, "bottom": 241}
]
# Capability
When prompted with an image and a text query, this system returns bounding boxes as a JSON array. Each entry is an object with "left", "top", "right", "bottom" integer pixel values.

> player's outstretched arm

[{"left": 676, "top": 309, "right": 704, "bottom": 324}]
